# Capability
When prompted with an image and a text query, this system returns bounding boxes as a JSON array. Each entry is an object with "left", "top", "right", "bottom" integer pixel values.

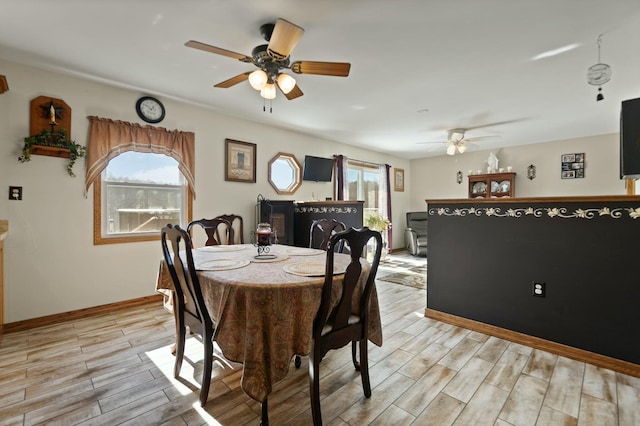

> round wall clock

[{"left": 136, "top": 96, "right": 165, "bottom": 123}]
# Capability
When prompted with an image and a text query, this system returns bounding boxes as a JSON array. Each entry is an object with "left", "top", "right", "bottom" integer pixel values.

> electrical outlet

[
  {"left": 532, "top": 281, "right": 545, "bottom": 297},
  {"left": 9, "top": 186, "right": 22, "bottom": 200}
]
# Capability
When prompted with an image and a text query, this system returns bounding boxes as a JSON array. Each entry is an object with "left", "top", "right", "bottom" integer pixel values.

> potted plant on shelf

[{"left": 19, "top": 129, "right": 87, "bottom": 177}]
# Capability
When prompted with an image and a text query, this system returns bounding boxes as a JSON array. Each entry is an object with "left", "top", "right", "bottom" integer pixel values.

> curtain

[
  {"left": 84, "top": 116, "right": 196, "bottom": 197},
  {"left": 335, "top": 154, "right": 349, "bottom": 200},
  {"left": 383, "top": 164, "right": 392, "bottom": 251}
]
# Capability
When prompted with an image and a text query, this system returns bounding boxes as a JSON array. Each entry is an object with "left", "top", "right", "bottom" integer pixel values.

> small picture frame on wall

[
  {"left": 225, "top": 138, "right": 256, "bottom": 183},
  {"left": 561, "top": 152, "right": 585, "bottom": 179},
  {"left": 394, "top": 168, "right": 405, "bottom": 192}
]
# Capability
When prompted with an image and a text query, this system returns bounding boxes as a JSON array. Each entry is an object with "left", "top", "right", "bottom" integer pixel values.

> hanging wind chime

[{"left": 586, "top": 34, "right": 611, "bottom": 102}]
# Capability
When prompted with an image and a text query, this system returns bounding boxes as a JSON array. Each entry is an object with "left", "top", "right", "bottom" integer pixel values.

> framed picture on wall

[
  {"left": 225, "top": 138, "right": 256, "bottom": 183},
  {"left": 561, "top": 152, "right": 584, "bottom": 179},
  {"left": 394, "top": 168, "right": 405, "bottom": 192}
]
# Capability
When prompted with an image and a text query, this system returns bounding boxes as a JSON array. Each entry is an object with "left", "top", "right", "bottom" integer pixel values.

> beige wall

[
  {"left": 0, "top": 57, "right": 630, "bottom": 323},
  {"left": 409, "top": 133, "right": 627, "bottom": 211},
  {"left": 0, "top": 59, "right": 411, "bottom": 322}
]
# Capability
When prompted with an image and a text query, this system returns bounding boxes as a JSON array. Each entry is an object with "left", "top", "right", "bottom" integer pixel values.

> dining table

[{"left": 155, "top": 243, "right": 383, "bottom": 407}]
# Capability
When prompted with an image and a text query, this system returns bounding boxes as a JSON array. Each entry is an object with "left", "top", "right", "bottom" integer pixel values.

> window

[
  {"left": 94, "top": 151, "right": 191, "bottom": 244},
  {"left": 346, "top": 161, "right": 382, "bottom": 211},
  {"left": 268, "top": 152, "right": 302, "bottom": 195}
]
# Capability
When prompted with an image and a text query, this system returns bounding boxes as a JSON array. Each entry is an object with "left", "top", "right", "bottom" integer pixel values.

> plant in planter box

[{"left": 19, "top": 129, "right": 87, "bottom": 177}]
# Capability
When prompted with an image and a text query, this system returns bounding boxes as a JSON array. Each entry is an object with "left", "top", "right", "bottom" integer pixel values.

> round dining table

[{"left": 156, "top": 243, "right": 383, "bottom": 405}]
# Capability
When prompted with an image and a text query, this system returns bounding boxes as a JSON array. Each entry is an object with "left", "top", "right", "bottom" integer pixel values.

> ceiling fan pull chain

[{"left": 262, "top": 98, "right": 273, "bottom": 113}]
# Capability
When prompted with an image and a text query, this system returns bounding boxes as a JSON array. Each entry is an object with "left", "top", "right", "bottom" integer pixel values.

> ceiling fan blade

[
  {"left": 278, "top": 83, "right": 304, "bottom": 100},
  {"left": 290, "top": 61, "right": 351, "bottom": 77},
  {"left": 185, "top": 40, "right": 253, "bottom": 63},
  {"left": 465, "top": 118, "right": 527, "bottom": 131},
  {"left": 214, "top": 72, "right": 252, "bottom": 88},
  {"left": 465, "top": 135, "right": 500, "bottom": 142},
  {"left": 267, "top": 18, "right": 304, "bottom": 60}
]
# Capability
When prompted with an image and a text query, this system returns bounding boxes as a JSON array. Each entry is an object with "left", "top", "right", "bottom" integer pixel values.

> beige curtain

[{"left": 85, "top": 116, "right": 196, "bottom": 197}]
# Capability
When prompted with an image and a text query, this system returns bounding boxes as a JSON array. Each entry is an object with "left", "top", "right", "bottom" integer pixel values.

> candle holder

[
  {"left": 48, "top": 102, "right": 59, "bottom": 136},
  {"left": 254, "top": 223, "right": 276, "bottom": 259}
]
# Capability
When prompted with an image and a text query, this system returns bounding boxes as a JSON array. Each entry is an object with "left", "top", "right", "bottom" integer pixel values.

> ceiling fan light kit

[
  {"left": 249, "top": 69, "right": 268, "bottom": 90},
  {"left": 277, "top": 73, "right": 296, "bottom": 94},
  {"left": 260, "top": 82, "right": 277, "bottom": 100}
]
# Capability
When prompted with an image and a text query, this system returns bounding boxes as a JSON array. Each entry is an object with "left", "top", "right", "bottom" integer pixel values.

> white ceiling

[{"left": 1, "top": 0, "right": 639, "bottom": 159}]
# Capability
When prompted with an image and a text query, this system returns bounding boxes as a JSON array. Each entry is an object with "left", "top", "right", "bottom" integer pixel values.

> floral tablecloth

[{"left": 156, "top": 244, "right": 383, "bottom": 402}]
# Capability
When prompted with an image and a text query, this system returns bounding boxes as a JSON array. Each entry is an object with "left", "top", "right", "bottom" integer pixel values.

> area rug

[{"left": 377, "top": 266, "right": 427, "bottom": 290}]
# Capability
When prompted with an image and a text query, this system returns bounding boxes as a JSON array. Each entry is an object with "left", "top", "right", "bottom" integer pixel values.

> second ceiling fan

[
  {"left": 420, "top": 128, "right": 498, "bottom": 155},
  {"left": 418, "top": 119, "right": 527, "bottom": 155},
  {"left": 185, "top": 18, "right": 351, "bottom": 101}
]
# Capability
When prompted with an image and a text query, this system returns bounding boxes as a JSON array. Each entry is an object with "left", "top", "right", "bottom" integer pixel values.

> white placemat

[
  {"left": 196, "top": 245, "right": 247, "bottom": 252},
  {"left": 283, "top": 261, "right": 346, "bottom": 277},
  {"left": 276, "top": 246, "right": 324, "bottom": 256},
  {"left": 196, "top": 258, "right": 250, "bottom": 271}
]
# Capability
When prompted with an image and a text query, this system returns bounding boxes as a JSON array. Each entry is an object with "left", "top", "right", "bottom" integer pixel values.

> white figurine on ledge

[{"left": 488, "top": 152, "right": 499, "bottom": 172}]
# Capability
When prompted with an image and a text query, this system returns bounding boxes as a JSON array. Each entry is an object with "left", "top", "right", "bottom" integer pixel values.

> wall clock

[{"left": 136, "top": 96, "right": 165, "bottom": 123}]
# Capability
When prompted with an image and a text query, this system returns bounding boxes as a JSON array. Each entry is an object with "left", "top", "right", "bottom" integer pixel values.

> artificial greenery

[
  {"left": 19, "top": 129, "right": 87, "bottom": 177},
  {"left": 364, "top": 210, "right": 390, "bottom": 231}
]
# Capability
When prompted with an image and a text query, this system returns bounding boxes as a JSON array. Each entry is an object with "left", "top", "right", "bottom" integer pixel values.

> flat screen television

[
  {"left": 620, "top": 97, "right": 640, "bottom": 179},
  {"left": 303, "top": 155, "right": 334, "bottom": 182}
]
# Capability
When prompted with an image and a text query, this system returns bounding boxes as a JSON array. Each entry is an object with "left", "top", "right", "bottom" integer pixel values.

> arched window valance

[{"left": 84, "top": 116, "right": 196, "bottom": 197}]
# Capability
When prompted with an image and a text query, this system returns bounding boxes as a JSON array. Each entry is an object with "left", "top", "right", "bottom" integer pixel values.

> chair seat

[{"left": 321, "top": 314, "right": 360, "bottom": 335}]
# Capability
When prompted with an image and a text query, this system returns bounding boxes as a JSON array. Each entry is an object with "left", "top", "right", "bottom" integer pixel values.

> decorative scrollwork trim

[{"left": 428, "top": 206, "right": 640, "bottom": 219}]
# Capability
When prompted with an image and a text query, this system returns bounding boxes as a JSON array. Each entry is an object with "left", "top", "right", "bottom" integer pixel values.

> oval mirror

[{"left": 268, "top": 152, "right": 302, "bottom": 195}]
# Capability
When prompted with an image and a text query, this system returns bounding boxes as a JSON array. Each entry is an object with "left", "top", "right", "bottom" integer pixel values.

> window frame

[{"left": 93, "top": 165, "right": 192, "bottom": 245}]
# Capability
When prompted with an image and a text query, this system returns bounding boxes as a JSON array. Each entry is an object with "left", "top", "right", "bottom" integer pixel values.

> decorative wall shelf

[
  {"left": 20, "top": 97, "right": 85, "bottom": 176},
  {"left": 30, "top": 96, "right": 71, "bottom": 136},
  {"left": 29, "top": 145, "right": 71, "bottom": 159}
]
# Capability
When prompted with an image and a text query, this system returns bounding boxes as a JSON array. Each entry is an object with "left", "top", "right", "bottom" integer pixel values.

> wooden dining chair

[
  {"left": 309, "top": 218, "right": 347, "bottom": 252},
  {"left": 308, "top": 227, "right": 383, "bottom": 425},
  {"left": 187, "top": 218, "right": 234, "bottom": 247},
  {"left": 161, "top": 224, "right": 217, "bottom": 406},
  {"left": 214, "top": 214, "right": 244, "bottom": 244}
]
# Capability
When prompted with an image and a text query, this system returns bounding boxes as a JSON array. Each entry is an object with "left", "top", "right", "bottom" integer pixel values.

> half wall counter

[{"left": 425, "top": 196, "right": 640, "bottom": 377}]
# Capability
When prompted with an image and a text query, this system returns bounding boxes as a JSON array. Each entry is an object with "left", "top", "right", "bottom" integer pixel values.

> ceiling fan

[
  {"left": 419, "top": 128, "right": 499, "bottom": 155},
  {"left": 185, "top": 18, "right": 351, "bottom": 102},
  {"left": 417, "top": 118, "right": 529, "bottom": 155}
]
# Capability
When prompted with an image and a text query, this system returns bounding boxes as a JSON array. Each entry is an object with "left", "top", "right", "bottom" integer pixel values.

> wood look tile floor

[{"left": 1, "top": 254, "right": 639, "bottom": 425}]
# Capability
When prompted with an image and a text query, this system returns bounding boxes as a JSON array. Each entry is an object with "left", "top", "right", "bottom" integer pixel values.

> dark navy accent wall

[{"left": 427, "top": 198, "right": 640, "bottom": 365}]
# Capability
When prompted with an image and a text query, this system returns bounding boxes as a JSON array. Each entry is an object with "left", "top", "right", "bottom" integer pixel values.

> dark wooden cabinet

[
  {"left": 257, "top": 200, "right": 364, "bottom": 247},
  {"left": 468, "top": 172, "right": 516, "bottom": 198},
  {"left": 257, "top": 200, "right": 295, "bottom": 245},
  {"left": 293, "top": 201, "right": 364, "bottom": 247}
]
